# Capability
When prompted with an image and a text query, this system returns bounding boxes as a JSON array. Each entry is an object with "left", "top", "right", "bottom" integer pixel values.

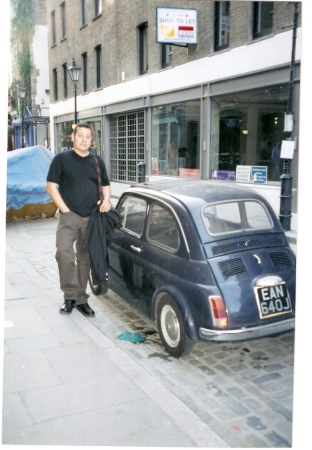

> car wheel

[
  {"left": 157, "top": 296, "right": 195, "bottom": 357},
  {"left": 88, "top": 270, "right": 108, "bottom": 296}
]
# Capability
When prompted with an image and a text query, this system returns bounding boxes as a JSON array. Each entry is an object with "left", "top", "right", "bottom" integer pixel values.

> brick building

[{"left": 47, "top": 0, "right": 301, "bottom": 216}]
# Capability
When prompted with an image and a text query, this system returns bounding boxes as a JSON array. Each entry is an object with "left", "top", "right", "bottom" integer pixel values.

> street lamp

[
  {"left": 68, "top": 57, "right": 81, "bottom": 125},
  {"left": 19, "top": 85, "right": 26, "bottom": 148}
]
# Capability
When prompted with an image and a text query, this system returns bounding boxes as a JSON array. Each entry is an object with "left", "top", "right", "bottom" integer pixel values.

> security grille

[{"left": 110, "top": 112, "right": 145, "bottom": 182}]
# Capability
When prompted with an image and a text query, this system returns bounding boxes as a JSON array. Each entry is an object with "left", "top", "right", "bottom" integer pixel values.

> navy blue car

[{"left": 89, "top": 179, "right": 296, "bottom": 357}]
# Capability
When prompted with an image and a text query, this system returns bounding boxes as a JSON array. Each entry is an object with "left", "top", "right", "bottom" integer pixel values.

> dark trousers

[{"left": 55, "top": 211, "right": 90, "bottom": 305}]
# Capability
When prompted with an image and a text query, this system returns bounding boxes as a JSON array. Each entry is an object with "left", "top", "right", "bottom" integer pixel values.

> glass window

[
  {"left": 214, "top": 1, "right": 230, "bottom": 51},
  {"left": 210, "top": 83, "right": 289, "bottom": 183},
  {"left": 119, "top": 196, "right": 147, "bottom": 236},
  {"left": 147, "top": 204, "right": 180, "bottom": 252},
  {"left": 202, "top": 200, "right": 272, "bottom": 236},
  {"left": 81, "top": 0, "right": 87, "bottom": 25},
  {"left": 62, "top": 63, "right": 67, "bottom": 98},
  {"left": 253, "top": 2, "right": 273, "bottom": 38},
  {"left": 152, "top": 100, "right": 201, "bottom": 177},
  {"left": 82, "top": 52, "right": 88, "bottom": 92},
  {"left": 95, "top": 45, "right": 102, "bottom": 88},
  {"left": 95, "top": 0, "right": 102, "bottom": 16},
  {"left": 84, "top": 118, "right": 101, "bottom": 154},
  {"left": 60, "top": 2, "right": 66, "bottom": 39},
  {"left": 53, "top": 68, "right": 58, "bottom": 101},
  {"left": 161, "top": 44, "right": 172, "bottom": 68},
  {"left": 56, "top": 121, "right": 73, "bottom": 152},
  {"left": 51, "top": 11, "right": 56, "bottom": 45},
  {"left": 138, "top": 22, "right": 148, "bottom": 75}
]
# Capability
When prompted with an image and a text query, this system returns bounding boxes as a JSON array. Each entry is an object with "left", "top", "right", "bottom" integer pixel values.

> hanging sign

[{"left": 156, "top": 7, "right": 198, "bottom": 45}]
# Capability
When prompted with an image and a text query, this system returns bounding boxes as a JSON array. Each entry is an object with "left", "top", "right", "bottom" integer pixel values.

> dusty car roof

[{"left": 129, "top": 179, "right": 280, "bottom": 243}]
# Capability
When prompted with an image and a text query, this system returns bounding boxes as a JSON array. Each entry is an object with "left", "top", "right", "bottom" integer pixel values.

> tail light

[{"left": 209, "top": 295, "right": 228, "bottom": 329}]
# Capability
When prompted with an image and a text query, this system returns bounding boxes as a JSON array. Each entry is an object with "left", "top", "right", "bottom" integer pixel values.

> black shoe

[
  {"left": 60, "top": 299, "right": 76, "bottom": 314},
  {"left": 76, "top": 303, "right": 95, "bottom": 316}
]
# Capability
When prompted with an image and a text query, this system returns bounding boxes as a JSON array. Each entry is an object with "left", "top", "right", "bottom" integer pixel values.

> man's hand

[{"left": 98, "top": 199, "right": 111, "bottom": 213}]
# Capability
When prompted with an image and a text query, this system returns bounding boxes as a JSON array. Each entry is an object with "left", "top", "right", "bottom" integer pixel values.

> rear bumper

[{"left": 199, "top": 318, "right": 295, "bottom": 342}]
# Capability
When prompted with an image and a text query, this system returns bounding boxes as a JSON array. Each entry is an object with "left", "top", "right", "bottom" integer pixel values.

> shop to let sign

[
  {"left": 236, "top": 165, "right": 268, "bottom": 184},
  {"left": 156, "top": 7, "right": 198, "bottom": 45}
]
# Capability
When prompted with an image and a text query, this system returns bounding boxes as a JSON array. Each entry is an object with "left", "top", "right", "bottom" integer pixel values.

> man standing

[
  {"left": 46, "top": 123, "right": 111, "bottom": 316},
  {"left": 177, "top": 142, "right": 188, "bottom": 171},
  {"left": 271, "top": 142, "right": 281, "bottom": 180}
]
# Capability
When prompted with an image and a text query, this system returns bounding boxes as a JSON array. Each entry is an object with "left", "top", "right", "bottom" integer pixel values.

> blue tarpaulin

[{"left": 7, "top": 146, "right": 54, "bottom": 210}]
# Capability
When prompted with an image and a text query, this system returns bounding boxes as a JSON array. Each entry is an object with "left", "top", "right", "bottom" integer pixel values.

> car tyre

[
  {"left": 88, "top": 270, "right": 109, "bottom": 296},
  {"left": 157, "top": 296, "right": 195, "bottom": 357}
]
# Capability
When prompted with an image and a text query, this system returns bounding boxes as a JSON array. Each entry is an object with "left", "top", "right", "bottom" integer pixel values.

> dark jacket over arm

[{"left": 82, "top": 206, "right": 122, "bottom": 284}]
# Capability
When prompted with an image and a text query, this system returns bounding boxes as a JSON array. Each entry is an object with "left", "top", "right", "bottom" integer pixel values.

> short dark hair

[{"left": 73, "top": 123, "right": 93, "bottom": 135}]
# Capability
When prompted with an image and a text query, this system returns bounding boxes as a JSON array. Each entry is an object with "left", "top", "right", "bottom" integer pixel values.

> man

[
  {"left": 46, "top": 123, "right": 111, "bottom": 316},
  {"left": 271, "top": 142, "right": 281, "bottom": 180},
  {"left": 177, "top": 142, "right": 188, "bottom": 171}
]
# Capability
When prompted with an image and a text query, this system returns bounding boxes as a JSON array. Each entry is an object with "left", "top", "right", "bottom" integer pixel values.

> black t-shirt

[{"left": 47, "top": 150, "right": 110, "bottom": 217}]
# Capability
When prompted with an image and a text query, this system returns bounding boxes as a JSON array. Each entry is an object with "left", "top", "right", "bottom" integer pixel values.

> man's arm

[
  {"left": 46, "top": 181, "right": 70, "bottom": 213},
  {"left": 98, "top": 185, "right": 112, "bottom": 213}
]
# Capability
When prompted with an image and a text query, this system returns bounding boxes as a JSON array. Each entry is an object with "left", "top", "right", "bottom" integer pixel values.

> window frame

[
  {"left": 138, "top": 22, "right": 148, "bottom": 75},
  {"left": 94, "top": 45, "right": 102, "bottom": 89},
  {"left": 94, "top": 0, "right": 102, "bottom": 17},
  {"left": 81, "top": 0, "right": 87, "bottom": 26},
  {"left": 62, "top": 63, "right": 68, "bottom": 99},
  {"left": 52, "top": 68, "right": 58, "bottom": 101},
  {"left": 60, "top": 2, "right": 67, "bottom": 40},
  {"left": 253, "top": 1, "right": 274, "bottom": 39},
  {"left": 82, "top": 52, "right": 88, "bottom": 93},
  {"left": 51, "top": 10, "right": 56, "bottom": 45},
  {"left": 161, "top": 44, "right": 172, "bottom": 69},
  {"left": 214, "top": 1, "right": 230, "bottom": 52}
]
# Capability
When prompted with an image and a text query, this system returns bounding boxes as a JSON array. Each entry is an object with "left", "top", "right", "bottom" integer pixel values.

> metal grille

[
  {"left": 211, "top": 235, "right": 284, "bottom": 257},
  {"left": 218, "top": 258, "right": 247, "bottom": 279},
  {"left": 269, "top": 251, "right": 293, "bottom": 266},
  {"left": 110, "top": 112, "right": 145, "bottom": 182}
]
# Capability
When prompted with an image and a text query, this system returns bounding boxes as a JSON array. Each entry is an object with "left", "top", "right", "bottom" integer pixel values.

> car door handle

[{"left": 131, "top": 245, "right": 143, "bottom": 253}]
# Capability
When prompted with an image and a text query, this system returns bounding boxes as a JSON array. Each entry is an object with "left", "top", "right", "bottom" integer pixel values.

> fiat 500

[{"left": 90, "top": 179, "right": 296, "bottom": 357}]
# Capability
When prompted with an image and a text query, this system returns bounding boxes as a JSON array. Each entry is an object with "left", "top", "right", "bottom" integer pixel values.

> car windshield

[{"left": 202, "top": 200, "right": 273, "bottom": 236}]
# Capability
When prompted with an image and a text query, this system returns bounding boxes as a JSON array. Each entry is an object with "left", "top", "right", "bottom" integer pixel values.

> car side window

[
  {"left": 118, "top": 196, "right": 147, "bottom": 236},
  {"left": 147, "top": 203, "right": 180, "bottom": 252}
]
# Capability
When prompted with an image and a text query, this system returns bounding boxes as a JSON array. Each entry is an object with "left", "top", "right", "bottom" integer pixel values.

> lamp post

[
  {"left": 279, "top": 2, "right": 298, "bottom": 231},
  {"left": 68, "top": 57, "right": 81, "bottom": 125},
  {"left": 19, "top": 85, "right": 26, "bottom": 148}
]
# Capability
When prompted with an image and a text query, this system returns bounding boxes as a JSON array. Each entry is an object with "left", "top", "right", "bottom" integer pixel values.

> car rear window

[{"left": 202, "top": 200, "right": 273, "bottom": 235}]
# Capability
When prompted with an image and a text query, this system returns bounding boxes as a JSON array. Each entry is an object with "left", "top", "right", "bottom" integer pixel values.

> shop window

[
  {"left": 95, "top": 45, "right": 102, "bottom": 88},
  {"left": 214, "top": 1, "right": 230, "bottom": 51},
  {"left": 53, "top": 68, "right": 58, "bottom": 101},
  {"left": 253, "top": 2, "right": 273, "bottom": 39},
  {"left": 152, "top": 100, "right": 200, "bottom": 177},
  {"left": 62, "top": 63, "right": 68, "bottom": 98},
  {"left": 138, "top": 22, "right": 148, "bottom": 75},
  {"left": 81, "top": 0, "right": 87, "bottom": 26},
  {"left": 210, "top": 83, "right": 289, "bottom": 183},
  {"left": 56, "top": 121, "right": 73, "bottom": 152},
  {"left": 161, "top": 44, "right": 172, "bottom": 68},
  {"left": 60, "top": 2, "right": 66, "bottom": 39},
  {"left": 82, "top": 52, "right": 88, "bottom": 92},
  {"left": 51, "top": 11, "right": 56, "bottom": 45},
  {"left": 110, "top": 112, "right": 145, "bottom": 182}
]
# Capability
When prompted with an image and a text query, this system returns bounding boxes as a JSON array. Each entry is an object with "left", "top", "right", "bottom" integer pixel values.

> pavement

[{"left": 2, "top": 181, "right": 298, "bottom": 447}]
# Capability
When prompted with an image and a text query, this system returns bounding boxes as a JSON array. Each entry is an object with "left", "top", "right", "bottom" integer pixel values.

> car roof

[{"left": 128, "top": 179, "right": 280, "bottom": 243}]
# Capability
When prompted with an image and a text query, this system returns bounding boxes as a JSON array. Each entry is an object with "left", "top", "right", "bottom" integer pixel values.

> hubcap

[{"left": 161, "top": 304, "right": 180, "bottom": 348}]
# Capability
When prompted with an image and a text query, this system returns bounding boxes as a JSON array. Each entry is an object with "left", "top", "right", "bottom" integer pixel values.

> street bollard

[{"left": 138, "top": 161, "right": 146, "bottom": 183}]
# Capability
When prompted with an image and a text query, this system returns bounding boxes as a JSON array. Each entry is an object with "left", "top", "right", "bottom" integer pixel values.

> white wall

[{"left": 32, "top": 25, "right": 50, "bottom": 111}]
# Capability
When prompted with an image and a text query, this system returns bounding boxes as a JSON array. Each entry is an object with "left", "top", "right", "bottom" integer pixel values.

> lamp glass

[
  {"left": 19, "top": 86, "right": 26, "bottom": 99},
  {"left": 68, "top": 58, "right": 81, "bottom": 83}
]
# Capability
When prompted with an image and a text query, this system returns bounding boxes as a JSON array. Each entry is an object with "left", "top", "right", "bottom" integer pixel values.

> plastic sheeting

[{"left": 7, "top": 145, "right": 54, "bottom": 210}]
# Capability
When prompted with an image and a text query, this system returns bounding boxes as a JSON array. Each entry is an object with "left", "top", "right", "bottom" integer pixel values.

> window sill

[
  {"left": 93, "top": 87, "right": 103, "bottom": 92},
  {"left": 92, "top": 14, "right": 102, "bottom": 22},
  {"left": 210, "top": 46, "right": 231, "bottom": 56},
  {"left": 80, "top": 23, "right": 88, "bottom": 30},
  {"left": 247, "top": 32, "right": 274, "bottom": 45},
  {"left": 60, "top": 36, "right": 67, "bottom": 43}
]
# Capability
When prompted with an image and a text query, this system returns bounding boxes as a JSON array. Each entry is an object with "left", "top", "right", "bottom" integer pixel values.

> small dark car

[{"left": 90, "top": 179, "right": 296, "bottom": 357}]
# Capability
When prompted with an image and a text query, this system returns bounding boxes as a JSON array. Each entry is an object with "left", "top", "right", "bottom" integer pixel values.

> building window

[
  {"left": 51, "top": 11, "right": 56, "bottom": 45},
  {"left": 60, "top": 2, "right": 66, "bottom": 39},
  {"left": 95, "top": 45, "right": 102, "bottom": 88},
  {"left": 138, "top": 22, "right": 148, "bottom": 75},
  {"left": 210, "top": 83, "right": 289, "bottom": 183},
  {"left": 82, "top": 52, "right": 88, "bottom": 92},
  {"left": 62, "top": 63, "right": 68, "bottom": 98},
  {"left": 53, "top": 68, "right": 58, "bottom": 101},
  {"left": 81, "top": 0, "right": 87, "bottom": 25},
  {"left": 253, "top": 2, "right": 273, "bottom": 39},
  {"left": 95, "top": 0, "right": 102, "bottom": 17},
  {"left": 161, "top": 44, "right": 172, "bottom": 69},
  {"left": 214, "top": 2, "right": 230, "bottom": 51},
  {"left": 152, "top": 101, "right": 201, "bottom": 177},
  {"left": 110, "top": 112, "right": 145, "bottom": 182}
]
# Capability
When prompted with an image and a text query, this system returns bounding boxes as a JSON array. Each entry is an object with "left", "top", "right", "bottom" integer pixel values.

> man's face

[{"left": 71, "top": 127, "right": 92, "bottom": 153}]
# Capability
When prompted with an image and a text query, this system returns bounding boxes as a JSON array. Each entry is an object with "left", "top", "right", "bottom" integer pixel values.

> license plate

[{"left": 255, "top": 283, "right": 292, "bottom": 319}]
